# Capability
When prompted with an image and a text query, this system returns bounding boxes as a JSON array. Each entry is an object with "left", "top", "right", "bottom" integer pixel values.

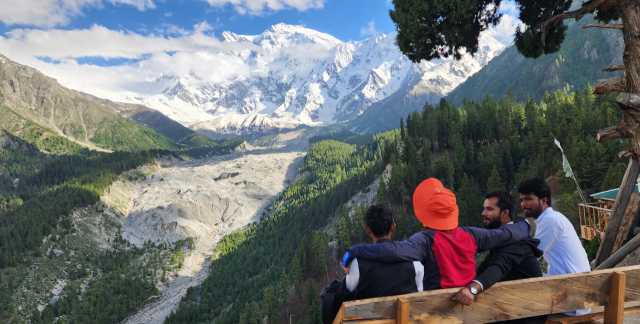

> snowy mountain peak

[{"left": 89, "top": 25, "right": 505, "bottom": 139}]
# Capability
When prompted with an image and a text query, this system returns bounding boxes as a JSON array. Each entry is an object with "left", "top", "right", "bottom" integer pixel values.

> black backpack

[{"left": 320, "top": 279, "right": 355, "bottom": 324}]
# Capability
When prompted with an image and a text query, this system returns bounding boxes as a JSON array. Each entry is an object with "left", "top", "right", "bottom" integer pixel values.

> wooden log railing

[
  {"left": 333, "top": 266, "right": 640, "bottom": 324},
  {"left": 578, "top": 202, "right": 612, "bottom": 240}
]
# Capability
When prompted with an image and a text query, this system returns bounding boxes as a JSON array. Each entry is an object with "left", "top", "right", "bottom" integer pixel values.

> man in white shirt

[
  {"left": 344, "top": 204, "right": 424, "bottom": 299},
  {"left": 518, "top": 178, "right": 591, "bottom": 316}
]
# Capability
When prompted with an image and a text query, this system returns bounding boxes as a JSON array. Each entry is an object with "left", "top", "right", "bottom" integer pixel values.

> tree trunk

[{"left": 618, "top": 0, "right": 640, "bottom": 156}]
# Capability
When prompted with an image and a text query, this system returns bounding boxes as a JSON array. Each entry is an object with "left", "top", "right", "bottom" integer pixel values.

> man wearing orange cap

[{"left": 343, "top": 178, "right": 531, "bottom": 292}]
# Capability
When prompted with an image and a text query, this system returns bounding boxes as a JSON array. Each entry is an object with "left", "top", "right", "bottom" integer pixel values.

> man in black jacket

[{"left": 452, "top": 190, "right": 547, "bottom": 324}]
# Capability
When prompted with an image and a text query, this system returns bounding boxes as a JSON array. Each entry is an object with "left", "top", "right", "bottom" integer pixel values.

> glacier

[{"left": 84, "top": 23, "right": 505, "bottom": 139}]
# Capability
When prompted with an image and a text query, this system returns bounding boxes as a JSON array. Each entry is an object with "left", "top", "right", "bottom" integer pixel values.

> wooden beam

[
  {"left": 546, "top": 306, "right": 640, "bottom": 324},
  {"left": 583, "top": 23, "right": 624, "bottom": 29},
  {"left": 616, "top": 93, "right": 640, "bottom": 111},
  {"left": 396, "top": 297, "right": 409, "bottom": 324},
  {"left": 596, "top": 231, "right": 640, "bottom": 269},
  {"left": 612, "top": 193, "right": 640, "bottom": 254},
  {"left": 333, "top": 304, "right": 346, "bottom": 324},
  {"left": 603, "top": 64, "right": 625, "bottom": 72},
  {"left": 341, "top": 266, "right": 640, "bottom": 324},
  {"left": 597, "top": 126, "right": 625, "bottom": 143},
  {"left": 594, "top": 158, "right": 640, "bottom": 267},
  {"left": 594, "top": 77, "right": 626, "bottom": 94},
  {"left": 603, "top": 271, "right": 626, "bottom": 324}
]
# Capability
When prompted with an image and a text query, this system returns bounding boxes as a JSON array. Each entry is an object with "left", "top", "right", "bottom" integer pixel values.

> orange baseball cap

[{"left": 413, "top": 178, "right": 459, "bottom": 230}]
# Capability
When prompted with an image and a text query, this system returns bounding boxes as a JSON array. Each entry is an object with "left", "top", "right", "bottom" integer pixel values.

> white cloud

[
  {"left": 164, "top": 11, "right": 173, "bottom": 17},
  {"left": 200, "top": 0, "right": 325, "bottom": 15},
  {"left": 360, "top": 21, "right": 379, "bottom": 36},
  {"left": 0, "top": 22, "right": 260, "bottom": 94},
  {"left": 0, "top": 0, "right": 155, "bottom": 27},
  {"left": 487, "top": 0, "right": 523, "bottom": 45}
]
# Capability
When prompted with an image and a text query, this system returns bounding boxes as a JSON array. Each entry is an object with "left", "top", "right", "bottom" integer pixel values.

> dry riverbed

[{"left": 115, "top": 144, "right": 306, "bottom": 323}]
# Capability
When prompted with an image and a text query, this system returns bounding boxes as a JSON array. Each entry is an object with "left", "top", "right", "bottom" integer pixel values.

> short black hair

[
  {"left": 365, "top": 204, "right": 394, "bottom": 238},
  {"left": 484, "top": 190, "right": 516, "bottom": 221},
  {"left": 517, "top": 178, "right": 552, "bottom": 205}
]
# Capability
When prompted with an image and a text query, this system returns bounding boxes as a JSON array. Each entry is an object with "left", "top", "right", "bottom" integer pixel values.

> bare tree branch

[
  {"left": 604, "top": 64, "right": 625, "bottom": 72},
  {"left": 583, "top": 23, "right": 624, "bottom": 29},
  {"left": 536, "top": 0, "right": 617, "bottom": 46},
  {"left": 594, "top": 77, "right": 626, "bottom": 94}
]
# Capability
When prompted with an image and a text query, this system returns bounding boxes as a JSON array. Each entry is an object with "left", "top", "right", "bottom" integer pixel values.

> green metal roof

[{"left": 591, "top": 184, "right": 640, "bottom": 200}]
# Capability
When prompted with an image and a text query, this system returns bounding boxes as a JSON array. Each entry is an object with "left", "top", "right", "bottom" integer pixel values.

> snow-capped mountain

[{"left": 94, "top": 23, "right": 505, "bottom": 139}]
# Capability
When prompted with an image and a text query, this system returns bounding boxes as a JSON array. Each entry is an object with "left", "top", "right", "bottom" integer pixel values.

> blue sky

[
  {"left": 0, "top": 0, "right": 397, "bottom": 42},
  {"left": 0, "top": 0, "right": 520, "bottom": 96}
]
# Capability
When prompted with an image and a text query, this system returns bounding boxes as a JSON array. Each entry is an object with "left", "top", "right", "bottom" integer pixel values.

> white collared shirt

[{"left": 535, "top": 207, "right": 591, "bottom": 315}]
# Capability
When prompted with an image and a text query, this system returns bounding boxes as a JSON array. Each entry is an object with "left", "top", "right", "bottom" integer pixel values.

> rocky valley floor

[{"left": 115, "top": 144, "right": 306, "bottom": 323}]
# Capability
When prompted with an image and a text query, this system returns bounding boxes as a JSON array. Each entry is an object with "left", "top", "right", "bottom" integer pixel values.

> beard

[
  {"left": 524, "top": 202, "right": 544, "bottom": 219},
  {"left": 484, "top": 217, "right": 503, "bottom": 229}
]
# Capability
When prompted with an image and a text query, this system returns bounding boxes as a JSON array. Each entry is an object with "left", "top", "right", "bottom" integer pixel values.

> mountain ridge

[{"left": 70, "top": 24, "right": 505, "bottom": 140}]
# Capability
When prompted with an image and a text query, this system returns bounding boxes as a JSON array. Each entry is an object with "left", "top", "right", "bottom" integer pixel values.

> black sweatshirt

[{"left": 474, "top": 236, "right": 547, "bottom": 324}]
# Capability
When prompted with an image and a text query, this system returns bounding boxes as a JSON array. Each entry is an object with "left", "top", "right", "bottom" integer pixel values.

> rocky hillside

[
  {"left": 77, "top": 92, "right": 218, "bottom": 147},
  {"left": 78, "top": 24, "right": 504, "bottom": 139},
  {"left": 446, "top": 17, "right": 624, "bottom": 104},
  {"left": 0, "top": 54, "right": 177, "bottom": 152}
]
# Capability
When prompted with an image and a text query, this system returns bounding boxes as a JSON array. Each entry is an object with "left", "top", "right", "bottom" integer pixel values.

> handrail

[{"left": 333, "top": 265, "right": 640, "bottom": 324}]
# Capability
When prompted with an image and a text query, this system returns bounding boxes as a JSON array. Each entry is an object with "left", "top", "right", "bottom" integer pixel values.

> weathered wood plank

[
  {"left": 596, "top": 231, "right": 640, "bottom": 269},
  {"left": 397, "top": 297, "right": 409, "bottom": 324},
  {"left": 603, "top": 271, "right": 626, "bottom": 324},
  {"left": 341, "top": 266, "right": 640, "bottom": 324},
  {"left": 595, "top": 158, "right": 640, "bottom": 267},
  {"left": 612, "top": 193, "right": 640, "bottom": 254},
  {"left": 545, "top": 306, "right": 640, "bottom": 324}
]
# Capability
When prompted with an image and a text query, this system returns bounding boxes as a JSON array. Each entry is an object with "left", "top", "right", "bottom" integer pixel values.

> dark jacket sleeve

[
  {"left": 347, "top": 231, "right": 430, "bottom": 262},
  {"left": 474, "top": 243, "right": 528, "bottom": 290},
  {"left": 463, "top": 220, "right": 530, "bottom": 253}
]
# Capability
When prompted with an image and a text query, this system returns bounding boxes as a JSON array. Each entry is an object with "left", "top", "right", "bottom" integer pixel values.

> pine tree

[
  {"left": 310, "top": 231, "right": 329, "bottom": 278},
  {"left": 306, "top": 281, "right": 321, "bottom": 324},
  {"left": 262, "top": 286, "right": 277, "bottom": 324},
  {"left": 249, "top": 301, "right": 262, "bottom": 324},
  {"left": 486, "top": 166, "right": 505, "bottom": 192},
  {"left": 335, "top": 215, "right": 351, "bottom": 255},
  {"left": 601, "top": 163, "right": 627, "bottom": 191},
  {"left": 374, "top": 179, "right": 388, "bottom": 205},
  {"left": 400, "top": 117, "right": 405, "bottom": 141}
]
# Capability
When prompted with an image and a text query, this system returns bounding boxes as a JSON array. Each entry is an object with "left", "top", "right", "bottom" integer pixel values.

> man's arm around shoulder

[
  {"left": 464, "top": 220, "right": 531, "bottom": 253},
  {"left": 346, "top": 231, "right": 431, "bottom": 263}
]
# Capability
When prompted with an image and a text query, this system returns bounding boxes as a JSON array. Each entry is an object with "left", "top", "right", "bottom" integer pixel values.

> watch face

[{"left": 469, "top": 286, "right": 478, "bottom": 295}]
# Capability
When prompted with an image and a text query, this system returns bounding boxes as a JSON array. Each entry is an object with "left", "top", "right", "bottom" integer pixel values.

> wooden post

[
  {"left": 603, "top": 271, "right": 626, "bottom": 324},
  {"left": 333, "top": 304, "right": 346, "bottom": 324},
  {"left": 396, "top": 297, "right": 409, "bottom": 324},
  {"left": 596, "top": 230, "right": 640, "bottom": 269},
  {"left": 595, "top": 157, "right": 640, "bottom": 267},
  {"left": 612, "top": 193, "right": 640, "bottom": 253}
]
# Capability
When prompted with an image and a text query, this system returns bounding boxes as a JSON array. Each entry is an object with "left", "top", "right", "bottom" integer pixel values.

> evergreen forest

[{"left": 166, "top": 85, "right": 627, "bottom": 324}]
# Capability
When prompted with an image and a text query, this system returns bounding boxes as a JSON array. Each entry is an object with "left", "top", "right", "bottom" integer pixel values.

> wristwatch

[{"left": 467, "top": 285, "right": 478, "bottom": 295}]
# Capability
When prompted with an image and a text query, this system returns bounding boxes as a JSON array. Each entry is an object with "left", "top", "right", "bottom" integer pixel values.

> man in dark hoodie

[{"left": 453, "top": 190, "right": 547, "bottom": 324}]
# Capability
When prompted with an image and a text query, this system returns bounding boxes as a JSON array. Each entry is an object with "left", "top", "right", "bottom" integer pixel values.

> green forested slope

[
  {"left": 165, "top": 134, "right": 394, "bottom": 323},
  {"left": 0, "top": 54, "right": 184, "bottom": 152},
  {"left": 164, "top": 85, "right": 625, "bottom": 324},
  {"left": 446, "top": 18, "right": 623, "bottom": 104}
]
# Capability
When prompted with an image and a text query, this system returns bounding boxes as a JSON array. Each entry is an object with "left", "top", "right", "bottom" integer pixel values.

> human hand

[{"left": 452, "top": 287, "right": 475, "bottom": 306}]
